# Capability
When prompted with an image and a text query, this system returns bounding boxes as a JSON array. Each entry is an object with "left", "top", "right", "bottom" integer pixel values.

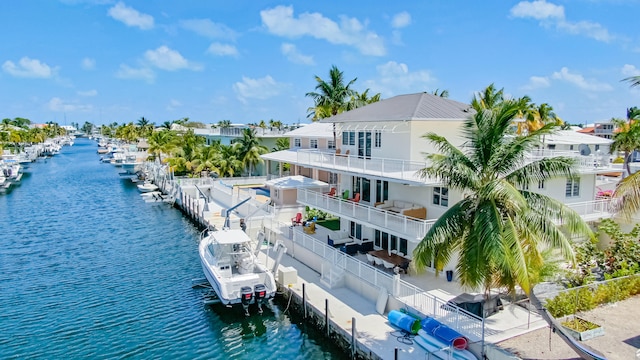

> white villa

[{"left": 262, "top": 92, "right": 618, "bottom": 272}]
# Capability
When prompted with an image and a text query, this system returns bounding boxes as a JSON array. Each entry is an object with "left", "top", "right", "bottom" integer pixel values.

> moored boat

[{"left": 198, "top": 229, "right": 276, "bottom": 315}]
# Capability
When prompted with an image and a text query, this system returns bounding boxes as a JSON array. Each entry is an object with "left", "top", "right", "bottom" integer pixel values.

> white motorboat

[
  {"left": 137, "top": 181, "right": 158, "bottom": 193},
  {"left": 198, "top": 229, "right": 276, "bottom": 314}
]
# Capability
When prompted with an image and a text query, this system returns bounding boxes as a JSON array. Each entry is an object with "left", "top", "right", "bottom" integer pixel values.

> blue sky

[{"left": 1, "top": 1, "right": 639, "bottom": 126}]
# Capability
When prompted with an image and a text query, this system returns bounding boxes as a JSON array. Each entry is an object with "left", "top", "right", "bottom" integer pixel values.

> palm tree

[
  {"left": 517, "top": 103, "right": 563, "bottom": 135},
  {"left": 147, "top": 129, "right": 177, "bottom": 162},
  {"left": 414, "top": 94, "right": 592, "bottom": 295},
  {"left": 470, "top": 83, "right": 504, "bottom": 111},
  {"left": 610, "top": 117, "right": 640, "bottom": 177},
  {"left": 233, "top": 128, "right": 268, "bottom": 176},
  {"left": 345, "top": 89, "right": 381, "bottom": 111},
  {"left": 306, "top": 65, "right": 358, "bottom": 146},
  {"left": 431, "top": 89, "right": 449, "bottom": 98},
  {"left": 217, "top": 144, "right": 243, "bottom": 177}
]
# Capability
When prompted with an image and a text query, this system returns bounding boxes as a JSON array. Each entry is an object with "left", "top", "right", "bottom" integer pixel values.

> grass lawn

[{"left": 316, "top": 218, "right": 340, "bottom": 231}]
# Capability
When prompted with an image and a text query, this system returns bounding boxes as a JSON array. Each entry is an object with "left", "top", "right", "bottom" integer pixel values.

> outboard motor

[
  {"left": 254, "top": 284, "right": 267, "bottom": 314},
  {"left": 240, "top": 286, "right": 253, "bottom": 316}
]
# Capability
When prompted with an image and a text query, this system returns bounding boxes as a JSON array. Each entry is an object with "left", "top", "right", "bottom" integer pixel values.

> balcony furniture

[
  {"left": 303, "top": 222, "right": 316, "bottom": 235},
  {"left": 390, "top": 249, "right": 398, "bottom": 254},
  {"left": 291, "top": 212, "right": 303, "bottom": 226},
  {"left": 368, "top": 250, "right": 410, "bottom": 268},
  {"left": 366, "top": 253, "right": 376, "bottom": 265},
  {"left": 394, "top": 260, "right": 410, "bottom": 275},
  {"left": 327, "top": 232, "right": 351, "bottom": 247},
  {"left": 358, "top": 240, "right": 374, "bottom": 254},
  {"left": 340, "top": 242, "right": 359, "bottom": 256},
  {"left": 325, "top": 187, "right": 337, "bottom": 197},
  {"left": 342, "top": 190, "right": 349, "bottom": 200},
  {"left": 374, "top": 257, "right": 384, "bottom": 266},
  {"left": 382, "top": 260, "right": 395, "bottom": 270},
  {"left": 374, "top": 200, "right": 427, "bottom": 219},
  {"left": 348, "top": 193, "right": 360, "bottom": 203}
]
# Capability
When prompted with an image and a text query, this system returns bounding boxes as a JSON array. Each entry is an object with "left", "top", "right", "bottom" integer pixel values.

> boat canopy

[{"left": 210, "top": 229, "right": 252, "bottom": 245}]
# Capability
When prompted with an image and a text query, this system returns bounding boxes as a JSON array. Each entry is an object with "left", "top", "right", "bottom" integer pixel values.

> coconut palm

[
  {"left": 414, "top": 95, "right": 592, "bottom": 295},
  {"left": 216, "top": 144, "right": 243, "bottom": 177},
  {"left": 470, "top": 83, "right": 504, "bottom": 111},
  {"left": 431, "top": 89, "right": 449, "bottom": 98},
  {"left": 306, "top": 65, "right": 358, "bottom": 146},
  {"left": 147, "top": 129, "right": 177, "bottom": 162},
  {"left": 345, "top": 89, "right": 381, "bottom": 111},
  {"left": 610, "top": 116, "right": 640, "bottom": 177},
  {"left": 233, "top": 128, "right": 268, "bottom": 176},
  {"left": 517, "top": 103, "right": 563, "bottom": 135}
]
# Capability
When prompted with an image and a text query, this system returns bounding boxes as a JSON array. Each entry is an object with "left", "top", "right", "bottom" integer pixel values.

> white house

[{"left": 262, "top": 92, "right": 617, "bottom": 271}]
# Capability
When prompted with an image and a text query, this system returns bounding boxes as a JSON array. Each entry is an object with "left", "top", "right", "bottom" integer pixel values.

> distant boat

[
  {"left": 137, "top": 181, "right": 158, "bottom": 193},
  {"left": 199, "top": 229, "right": 276, "bottom": 315}
]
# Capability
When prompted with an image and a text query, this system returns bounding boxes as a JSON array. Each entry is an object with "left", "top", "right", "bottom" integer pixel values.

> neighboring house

[
  {"left": 262, "top": 92, "right": 617, "bottom": 272},
  {"left": 593, "top": 121, "right": 615, "bottom": 139}
]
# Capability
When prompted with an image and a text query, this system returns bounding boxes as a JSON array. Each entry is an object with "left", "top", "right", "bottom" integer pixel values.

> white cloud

[
  {"left": 622, "top": 64, "right": 640, "bottom": 77},
  {"left": 107, "top": 2, "right": 154, "bottom": 30},
  {"left": 166, "top": 99, "right": 182, "bottom": 111},
  {"left": 522, "top": 75, "right": 551, "bottom": 89},
  {"left": 232, "top": 75, "right": 286, "bottom": 103},
  {"left": 281, "top": 43, "right": 314, "bottom": 65},
  {"left": 510, "top": 0, "right": 564, "bottom": 20},
  {"left": 144, "top": 46, "right": 201, "bottom": 71},
  {"left": 391, "top": 12, "right": 411, "bottom": 28},
  {"left": 510, "top": 0, "right": 612, "bottom": 42},
  {"left": 207, "top": 42, "right": 239, "bottom": 57},
  {"left": 551, "top": 67, "right": 613, "bottom": 91},
  {"left": 77, "top": 89, "right": 98, "bottom": 97},
  {"left": 2, "top": 57, "right": 55, "bottom": 78},
  {"left": 48, "top": 97, "right": 93, "bottom": 112},
  {"left": 365, "top": 61, "right": 435, "bottom": 96},
  {"left": 115, "top": 64, "right": 155, "bottom": 82},
  {"left": 180, "top": 19, "right": 237, "bottom": 40},
  {"left": 260, "top": 5, "right": 385, "bottom": 56},
  {"left": 81, "top": 57, "right": 95, "bottom": 70}
]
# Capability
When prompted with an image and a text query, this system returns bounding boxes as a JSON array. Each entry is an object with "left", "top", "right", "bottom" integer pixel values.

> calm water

[{"left": 0, "top": 138, "right": 345, "bottom": 360}]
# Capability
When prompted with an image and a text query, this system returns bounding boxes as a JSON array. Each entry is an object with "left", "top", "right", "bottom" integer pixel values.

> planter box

[{"left": 561, "top": 316, "right": 605, "bottom": 341}]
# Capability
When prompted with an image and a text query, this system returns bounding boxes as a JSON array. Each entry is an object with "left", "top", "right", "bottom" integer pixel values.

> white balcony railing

[
  {"left": 295, "top": 149, "right": 432, "bottom": 184},
  {"left": 297, "top": 188, "right": 435, "bottom": 241},
  {"left": 565, "top": 198, "right": 613, "bottom": 222},
  {"left": 526, "top": 149, "right": 614, "bottom": 172}
]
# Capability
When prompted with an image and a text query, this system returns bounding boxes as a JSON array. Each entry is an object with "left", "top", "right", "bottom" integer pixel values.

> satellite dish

[{"left": 578, "top": 144, "right": 591, "bottom": 156}]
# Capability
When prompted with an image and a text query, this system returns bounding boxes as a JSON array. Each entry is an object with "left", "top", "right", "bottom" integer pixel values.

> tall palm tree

[
  {"left": 306, "top": 65, "right": 357, "bottom": 146},
  {"left": 470, "top": 83, "right": 504, "bottom": 111},
  {"left": 217, "top": 143, "right": 243, "bottom": 177},
  {"left": 610, "top": 116, "right": 640, "bottom": 177},
  {"left": 414, "top": 95, "right": 592, "bottom": 295},
  {"left": 345, "top": 89, "right": 381, "bottom": 111},
  {"left": 431, "top": 89, "right": 449, "bottom": 98},
  {"left": 147, "top": 129, "right": 177, "bottom": 162},
  {"left": 516, "top": 102, "right": 563, "bottom": 136},
  {"left": 233, "top": 128, "right": 268, "bottom": 176}
]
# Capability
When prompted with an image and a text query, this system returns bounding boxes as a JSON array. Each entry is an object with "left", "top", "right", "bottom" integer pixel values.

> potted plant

[{"left": 561, "top": 315, "right": 604, "bottom": 341}]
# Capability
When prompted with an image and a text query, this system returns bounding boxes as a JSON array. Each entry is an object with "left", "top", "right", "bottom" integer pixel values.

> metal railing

[
  {"left": 278, "top": 220, "right": 484, "bottom": 341},
  {"left": 297, "top": 188, "right": 435, "bottom": 241}
]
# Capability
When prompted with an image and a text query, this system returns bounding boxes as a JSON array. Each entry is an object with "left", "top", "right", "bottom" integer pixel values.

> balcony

[
  {"left": 294, "top": 149, "right": 434, "bottom": 185},
  {"left": 526, "top": 149, "right": 616, "bottom": 173},
  {"left": 296, "top": 188, "right": 435, "bottom": 241},
  {"left": 565, "top": 198, "right": 614, "bottom": 222}
]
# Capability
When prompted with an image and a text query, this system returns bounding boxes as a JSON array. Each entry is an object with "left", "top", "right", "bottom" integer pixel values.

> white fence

[{"left": 270, "top": 219, "right": 484, "bottom": 341}]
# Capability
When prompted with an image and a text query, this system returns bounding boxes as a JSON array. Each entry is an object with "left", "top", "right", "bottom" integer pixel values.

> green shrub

[{"left": 612, "top": 156, "right": 624, "bottom": 164}]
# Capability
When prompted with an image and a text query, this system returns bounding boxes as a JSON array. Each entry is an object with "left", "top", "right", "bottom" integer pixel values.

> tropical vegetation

[{"left": 414, "top": 84, "right": 593, "bottom": 296}]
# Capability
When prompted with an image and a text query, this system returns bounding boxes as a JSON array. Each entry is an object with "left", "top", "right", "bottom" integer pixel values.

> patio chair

[
  {"left": 348, "top": 193, "right": 360, "bottom": 203},
  {"left": 325, "top": 187, "right": 336, "bottom": 196},
  {"left": 366, "top": 253, "right": 376, "bottom": 265},
  {"left": 342, "top": 190, "right": 349, "bottom": 200},
  {"left": 303, "top": 222, "right": 316, "bottom": 235},
  {"left": 382, "top": 260, "right": 395, "bottom": 270},
  {"left": 291, "top": 212, "right": 302, "bottom": 226},
  {"left": 390, "top": 249, "right": 398, "bottom": 255},
  {"left": 374, "top": 257, "right": 384, "bottom": 266}
]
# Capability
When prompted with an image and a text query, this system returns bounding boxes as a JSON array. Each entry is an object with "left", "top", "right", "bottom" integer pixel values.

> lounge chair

[
  {"left": 303, "top": 222, "right": 316, "bottom": 234},
  {"left": 348, "top": 193, "right": 360, "bottom": 203},
  {"left": 325, "top": 187, "right": 336, "bottom": 196}
]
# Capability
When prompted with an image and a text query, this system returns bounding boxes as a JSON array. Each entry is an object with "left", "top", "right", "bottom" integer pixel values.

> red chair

[
  {"left": 291, "top": 212, "right": 302, "bottom": 226},
  {"left": 325, "top": 188, "right": 336, "bottom": 196},
  {"left": 348, "top": 193, "right": 360, "bottom": 203}
]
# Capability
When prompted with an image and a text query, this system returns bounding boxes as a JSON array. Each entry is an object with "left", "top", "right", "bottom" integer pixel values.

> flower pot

[
  {"left": 561, "top": 316, "right": 605, "bottom": 341},
  {"left": 446, "top": 270, "right": 453, "bottom": 282}
]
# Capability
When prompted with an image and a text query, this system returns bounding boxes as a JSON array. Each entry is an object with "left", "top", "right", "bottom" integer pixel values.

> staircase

[{"left": 320, "top": 261, "right": 345, "bottom": 289}]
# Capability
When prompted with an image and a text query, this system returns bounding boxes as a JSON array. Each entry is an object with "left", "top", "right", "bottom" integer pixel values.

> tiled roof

[{"left": 320, "top": 92, "right": 475, "bottom": 123}]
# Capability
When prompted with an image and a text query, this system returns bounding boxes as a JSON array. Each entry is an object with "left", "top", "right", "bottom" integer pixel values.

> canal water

[{"left": 0, "top": 138, "right": 346, "bottom": 359}]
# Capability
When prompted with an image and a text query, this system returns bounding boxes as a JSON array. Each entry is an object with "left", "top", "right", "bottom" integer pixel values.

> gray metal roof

[{"left": 320, "top": 92, "right": 475, "bottom": 123}]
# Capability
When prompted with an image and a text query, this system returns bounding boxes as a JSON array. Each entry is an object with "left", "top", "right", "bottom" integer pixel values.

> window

[
  {"left": 310, "top": 139, "right": 318, "bottom": 148},
  {"left": 328, "top": 139, "right": 335, "bottom": 150},
  {"left": 538, "top": 180, "right": 545, "bottom": 189},
  {"left": 328, "top": 172, "right": 338, "bottom": 184},
  {"left": 566, "top": 178, "right": 580, "bottom": 197},
  {"left": 433, "top": 187, "right": 448, "bottom": 206},
  {"left": 343, "top": 132, "right": 355, "bottom": 145},
  {"left": 374, "top": 131, "right": 382, "bottom": 148},
  {"left": 293, "top": 138, "right": 301, "bottom": 147},
  {"left": 569, "top": 145, "right": 574, "bottom": 150},
  {"left": 376, "top": 180, "right": 389, "bottom": 203},
  {"left": 547, "top": 144, "right": 556, "bottom": 150}
]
